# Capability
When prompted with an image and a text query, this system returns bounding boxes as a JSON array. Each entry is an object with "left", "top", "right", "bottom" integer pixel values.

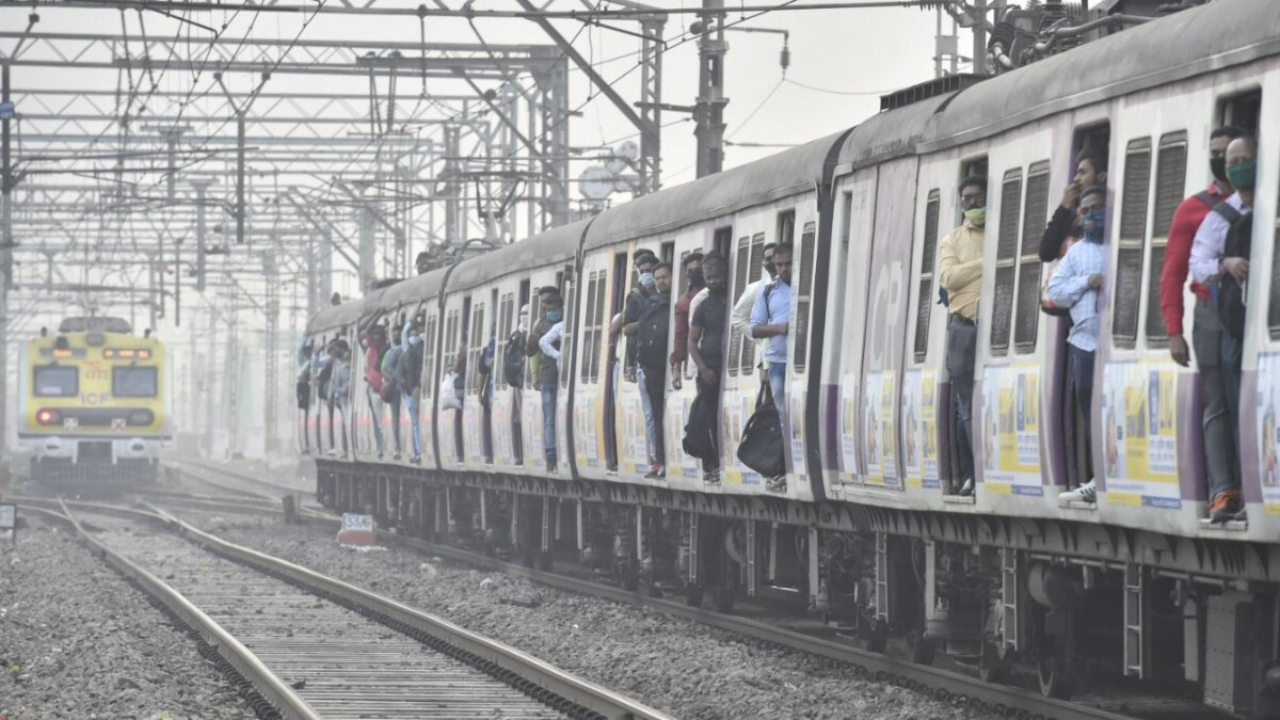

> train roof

[
  {"left": 583, "top": 130, "right": 847, "bottom": 251},
  {"left": 58, "top": 316, "right": 132, "bottom": 334},
  {"left": 305, "top": 297, "right": 366, "bottom": 335},
  {"left": 923, "top": 0, "right": 1280, "bottom": 151},
  {"left": 375, "top": 265, "right": 448, "bottom": 311},
  {"left": 448, "top": 219, "right": 590, "bottom": 291},
  {"left": 836, "top": 93, "right": 951, "bottom": 173}
]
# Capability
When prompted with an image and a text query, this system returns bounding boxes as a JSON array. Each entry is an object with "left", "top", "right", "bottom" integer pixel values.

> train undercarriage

[{"left": 316, "top": 460, "right": 1280, "bottom": 719}]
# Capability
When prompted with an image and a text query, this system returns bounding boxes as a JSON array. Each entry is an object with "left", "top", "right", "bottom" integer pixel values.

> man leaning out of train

[
  {"left": 1159, "top": 125, "right": 1247, "bottom": 522},
  {"left": 1190, "top": 135, "right": 1259, "bottom": 524},
  {"left": 750, "top": 241, "right": 793, "bottom": 494},
  {"left": 938, "top": 175, "right": 987, "bottom": 498},
  {"left": 1050, "top": 186, "right": 1107, "bottom": 504},
  {"left": 530, "top": 292, "right": 564, "bottom": 472},
  {"left": 688, "top": 253, "right": 730, "bottom": 485},
  {"left": 732, "top": 242, "right": 777, "bottom": 382},
  {"left": 637, "top": 262, "right": 675, "bottom": 479}
]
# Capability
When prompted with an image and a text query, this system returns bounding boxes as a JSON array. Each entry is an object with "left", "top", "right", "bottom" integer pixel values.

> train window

[
  {"left": 467, "top": 304, "right": 485, "bottom": 395},
  {"left": 423, "top": 313, "right": 438, "bottom": 397},
  {"left": 580, "top": 273, "right": 597, "bottom": 384},
  {"left": 778, "top": 210, "right": 796, "bottom": 247},
  {"left": 741, "top": 232, "right": 766, "bottom": 375},
  {"left": 526, "top": 295, "right": 541, "bottom": 390},
  {"left": 113, "top": 366, "right": 158, "bottom": 398},
  {"left": 912, "top": 191, "right": 941, "bottom": 363},
  {"left": 1268, "top": 181, "right": 1280, "bottom": 340},
  {"left": 1113, "top": 138, "right": 1153, "bottom": 350},
  {"left": 793, "top": 221, "right": 818, "bottom": 372},
  {"left": 1219, "top": 89, "right": 1262, "bottom": 136},
  {"left": 444, "top": 309, "right": 460, "bottom": 382},
  {"left": 34, "top": 365, "right": 78, "bottom": 397},
  {"left": 989, "top": 169, "right": 1023, "bottom": 356},
  {"left": 560, "top": 280, "right": 576, "bottom": 389},
  {"left": 1145, "top": 132, "right": 1188, "bottom": 347},
  {"left": 713, "top": 226, "right": 732, "bottom": 258},
  {"left": 728, "top": 236, "right": 751, "bottom": 378},
  {"left": 591, "top": 272, "right": 607, "bottom": 383},
  {"left": 1014, "top": 162, "right": 1051, "bottom": 354}
]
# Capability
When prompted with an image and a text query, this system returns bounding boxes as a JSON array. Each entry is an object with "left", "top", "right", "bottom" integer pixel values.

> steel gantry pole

[
  {"left": 694, "top": 0, "right": 728, "bottom": 178},
  {"left": 1, "top": 59, "right": 13, "bottom": 459}
]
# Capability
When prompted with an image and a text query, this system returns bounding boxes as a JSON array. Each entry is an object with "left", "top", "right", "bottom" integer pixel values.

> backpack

[
  {"left": 295, "top": 376, "right": 311, "bottom": 410},
  {"left": 1216, "top": 204, "right": 1251, "bottom": 338},
  {"left": 504, "top": 331, "right": 526, "bottom": 388},
  {"left": 381, "top": 345, "right": 403, "bottom": 379},
  {"left": 682, "top": 393, "right": 716, "bottom": 460},
  {"left": 399, "top": 341, "right": 424, "bottom": 392},
  {"left": 317, "top": 358, "right": 334, "bottom": 398},
  {"left": 636, "top": 300, "right": 670, "bottom": 372}
]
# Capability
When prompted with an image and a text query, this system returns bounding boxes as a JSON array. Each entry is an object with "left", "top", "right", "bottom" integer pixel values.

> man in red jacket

[{"left": 1158, "top": 125, "right": 1245, "bottom": 512}]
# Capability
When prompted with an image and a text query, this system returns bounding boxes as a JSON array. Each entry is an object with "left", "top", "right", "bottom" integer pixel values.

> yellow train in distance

[{"left": 17, "top": 317, "right": 171, "bottom": 483}]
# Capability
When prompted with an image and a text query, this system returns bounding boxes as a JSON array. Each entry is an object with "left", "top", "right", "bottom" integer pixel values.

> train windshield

[
  {"left": 34, "top": 366, "right": 78, "bottom": 397},
  {"left": 112, "top": 367, "right": 158, "bottom": 397}
]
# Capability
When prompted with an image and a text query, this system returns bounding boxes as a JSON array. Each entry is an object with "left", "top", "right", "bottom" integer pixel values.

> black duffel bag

[
  {"left": 682, "top": 393, "right": 716, "bottom": 460},
  {"left": 736, "top": 386, "right": 785, "bottom": 477}
]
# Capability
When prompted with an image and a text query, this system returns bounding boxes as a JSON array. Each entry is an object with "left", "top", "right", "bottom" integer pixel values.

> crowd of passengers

[
  {"left": 942, "top": 126, "right": 1258, "bottom": 522},
  {"left": 299, "top": 126, "right": 1260, "bottom": 520}
]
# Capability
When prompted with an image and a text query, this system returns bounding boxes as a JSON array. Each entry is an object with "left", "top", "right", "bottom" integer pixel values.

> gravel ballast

[
  {"left": 193, "top": 513, "right": 994, "bottom": 720},
  {"left": 0, "top": 522, "right": 255, "bottom": 720}
]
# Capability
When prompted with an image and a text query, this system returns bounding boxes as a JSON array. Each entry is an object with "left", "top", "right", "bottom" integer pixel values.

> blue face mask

[
  {"left": 1081, "top": 207, "right": 1106, "bottom": 244},
  {"left": 639, "top": 272, "right": 656, "bottom": 289},
  {"left": 547, "top": 310, "right": 563, "bottom": 322}
]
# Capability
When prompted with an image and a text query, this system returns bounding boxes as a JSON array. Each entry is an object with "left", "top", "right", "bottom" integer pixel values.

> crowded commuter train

[{"left": 299, "top": 1, "right": 1280, "bottom": 714}]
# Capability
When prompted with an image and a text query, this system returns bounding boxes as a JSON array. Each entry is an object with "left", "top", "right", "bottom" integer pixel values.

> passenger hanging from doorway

[
  {"left": 529, "top": 293, "right": 564, "bottom": 472},
  {"left": 688, "top": 254, "right": 729, "bottom": 484},
  {"left": 614, "top": 251, "right": 659, "bottom": 385},
  {"left": 1050, "top": 186, "right": 1107, "bottom": 504},
  {"left": 750, "top": 242, "right": 793, "bottom": 494},
  {"left": 296, "top": 339, "right": 313, "bottom": 455},
  {"left": 1039, "top": 151, "right": 1108, "bottom": 264},
  {"left": 480, "top": 323, "right": 497, "bottom": 464},
  {"left": 362, "top": 324, "right": 388, "bottom": 459},
  {"left": 1160, "top": 126, "right": 1245, "bottom": 518},
  {"left": 399, "top": 317, "right": 425, "bottom": 464},
  {"left": 380, "top": 320, "right": 405, "bottom": 460},
  {"left": 505, "top": 304, "right": 530, "bottom": 465},
  {"left": 314, "top": 339, "right": 334, "bottom": 453},
  {"left": 938, "top": 176, "right": 987, "bottom": 497},
  {"left": 1190, "top": 135, "right": 1258, "bottom": 523},
  {"left": 670, "top": 252, "right": 705, "bottom": 390},
  {"left": 637, "top": 262, "right": 674, "bottom": 479},
  {"left": 329, "top": 339, "right": 352, "bottom": 459},
  {"left": 733, "top": 243, "right": 778, "bottom": 383}
]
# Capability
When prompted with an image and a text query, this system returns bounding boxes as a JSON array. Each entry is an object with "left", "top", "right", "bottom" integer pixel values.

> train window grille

[
  {"left": 1114, "top": 138, "right": 1153, "bottom": 350},
  {"left": 580, "top": 273, "right": 599, "bottom": 384},
  {"left": 498, "top": 294, "right": 514, "bottom": 387},
  {"left": 913, "top": 190, "right": 941, "bottom": 363},
  {"left": 793, "top": 221, "right": 817, "bottom": 372},
  {"left": 1014, "top": 162, "right": 1050, "bottom": 354},
  {"left": 423, "top": 314, "right": 437, "bottom": 397},
  {"left": 1144, "top": 133, "right": 1187, "bottom": 346},
  {"left": 778, "top": 210, "right": 796, "bottom": 247},
  {"left": 444, "top": 310, "right": 459, "bottom": 386},
  {"left": 1269, "top": 181, "right": 1280, "bottom": 340},
  {"left": 560, "top": 281, "right": 575, "bottom": 388},
  {"left": 467, "top": 304, "right": 485, "bottom": 395},
  {"left": 728, "top": 236, "right": 751, "bottom": 378},
  {"left": 591, "top": 271, "right": 607, "bottom": 383},
  {"left": 990, "top": 169, "right": 1023, "bottom": 356},
  {"left": 526, "top": 295, "right": 542, "bottom": 390},
  {"left": 741, "top": 232, "right": 767, "bottom": 374}
]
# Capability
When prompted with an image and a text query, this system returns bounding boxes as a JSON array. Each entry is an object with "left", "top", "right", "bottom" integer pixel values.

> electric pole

[
  {"left": 694, "top": 0, "right": 728, "bottom": 178},
  {"left": 1, "top": 59, "right": 14, "bottom": 460}
]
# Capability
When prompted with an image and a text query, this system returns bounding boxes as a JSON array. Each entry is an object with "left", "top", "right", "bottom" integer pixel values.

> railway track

[
  {"left": 169, "top": 459, "right": 315, "bottom": 504},
  {"left": 23, "top": 498, "right": 674, "bottom": 720}
]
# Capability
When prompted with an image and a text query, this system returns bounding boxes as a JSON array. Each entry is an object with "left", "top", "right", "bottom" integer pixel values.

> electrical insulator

[{"left": 780, "top": 43, "right": 791, "bottom": 76}]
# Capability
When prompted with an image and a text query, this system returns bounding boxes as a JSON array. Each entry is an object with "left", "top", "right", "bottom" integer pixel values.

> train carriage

[{"left": 18, "top": 317, "right": 170, "bottom": 484}]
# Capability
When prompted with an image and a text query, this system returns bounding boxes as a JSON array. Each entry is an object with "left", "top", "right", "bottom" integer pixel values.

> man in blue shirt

[
  {"left": 1048, "top": 186, "right": 1106, "bottom": 504},
  {"left": 750, "top": 242, "right": 793, "bottom": 416}
]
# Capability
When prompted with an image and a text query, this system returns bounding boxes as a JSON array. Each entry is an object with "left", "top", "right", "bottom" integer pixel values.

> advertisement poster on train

[
  {"left": 863, "top": 371, "right": 899, "bottom": 488},
  {"left": 980, "top": 366, "right": 1042, "bottom": 495},
  {"left": 790, "top": 386, "right": 806, "bottom": 479},
  {"left": 1254, "top": 354, "right": 1280, "bottom": 514},
  {"left": 838, "top": 373, "right": 861, "bottom": 483},
  {"left": 668, "top": 394, "right": 699, "bottom": 480},
  {"left": 902, "top": 369, "right": 941, "bottom": 490},
  {"left": 1100, "top": 361, "right": 1179, "bottom": 508}
]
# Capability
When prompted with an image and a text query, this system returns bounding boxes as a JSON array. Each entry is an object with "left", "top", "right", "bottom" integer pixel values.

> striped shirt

[{"left": 1047, "top": 238, "right": 1106, "bottom": 352}]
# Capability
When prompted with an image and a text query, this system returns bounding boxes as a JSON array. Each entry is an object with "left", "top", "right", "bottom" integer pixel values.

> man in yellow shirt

[{"left": 937, "top": 175, "right": 987, "bottom": 496}]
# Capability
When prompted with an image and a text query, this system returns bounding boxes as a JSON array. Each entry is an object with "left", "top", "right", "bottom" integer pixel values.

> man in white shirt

[{"left": 731, "top": 243, "right": 777, "bottom": 381}]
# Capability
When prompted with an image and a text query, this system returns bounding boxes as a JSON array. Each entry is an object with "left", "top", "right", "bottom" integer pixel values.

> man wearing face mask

[
  {"left": 669, "top": 252, "right": 705, "bottom": 390},
  {"left": 530, "top": 294, "right": 565, "bottom": 472},
  {"left": 1050, "top": 186, "right": 1108, "bottom": 504},
  {"left": 937, "top": 175, "right": 987, "bottom": 497},
  {"left": 1190, "top": 135, "right": 1258, "bottom": 523},
  {"left": 636, "top": 263, "right": 675, "bottom": 478},
  {"left": 400, "top": 317, "right": 426, "bottom": 464},
  {"left": 1039, "top": 151, "right": 1108, "bottom": 263},
  {"left": 613, "top": 251, "right": 659, "bottom": 383}
]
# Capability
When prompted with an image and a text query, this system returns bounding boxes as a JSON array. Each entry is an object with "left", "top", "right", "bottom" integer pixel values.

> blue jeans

[
  {"left": 1069, "top": 344, "right": 1095, "bottom": 482},
  {"left": 637, "top": 366, "right": 657, "bottom": 462},
  {"left": 946, "top": 315, "right": 976, "bottom": 484},
  {"left": 404, "top": 393, "right": 422, "bottom": 456},
  {"left": 541, "top": 381, "right": 558, "bottom": 463},
  {"left": 366, "top": 388, "right": 385, "bottom": 454},
  {"left": 768, "top": 363, "right": 787, "bottom": 417}
]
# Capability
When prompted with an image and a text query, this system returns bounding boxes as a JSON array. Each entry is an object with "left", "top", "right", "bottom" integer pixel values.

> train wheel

[
  {"left": 1037, "top": 655, "right": 1075, "bottom": 700},
  {"left": 863, "top": 617, "right": 888, "bottom": 654},
  {"left": 979, "top": 641, "right": 1011, "bottom": 683}
]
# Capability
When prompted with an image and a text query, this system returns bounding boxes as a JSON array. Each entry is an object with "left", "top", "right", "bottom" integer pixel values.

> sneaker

[
  {"left": 644, "top": 463, "right": 666, "bottom": 479},
  {"left": 410, "top": 454, "right": 422, "bottom": 465},
  {"left": 393, "top": 452, "right": 402, "bottom": 461},
  {"left": 765, "top": 475, "right": 787, "bottom": 493},
  {"left": 546, "top": 461, "right": 557, "bottom": 473},
  {"left": 958, "top": 478, "right": 974, "bottom": 497},
  {"left": 1209, "top": 490, "right": 1243, "bottom": 524},
  {"left": 1059, "top": 480, "right": 1097, "bottom": 503},
  {"left": 704, "top": 469, "right": 721, "bottom": 485}
]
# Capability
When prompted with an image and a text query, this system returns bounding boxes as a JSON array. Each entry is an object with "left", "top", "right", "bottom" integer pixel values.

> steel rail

[{"left": 27, "top": 501, "right": 323, "bottom": 719}]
